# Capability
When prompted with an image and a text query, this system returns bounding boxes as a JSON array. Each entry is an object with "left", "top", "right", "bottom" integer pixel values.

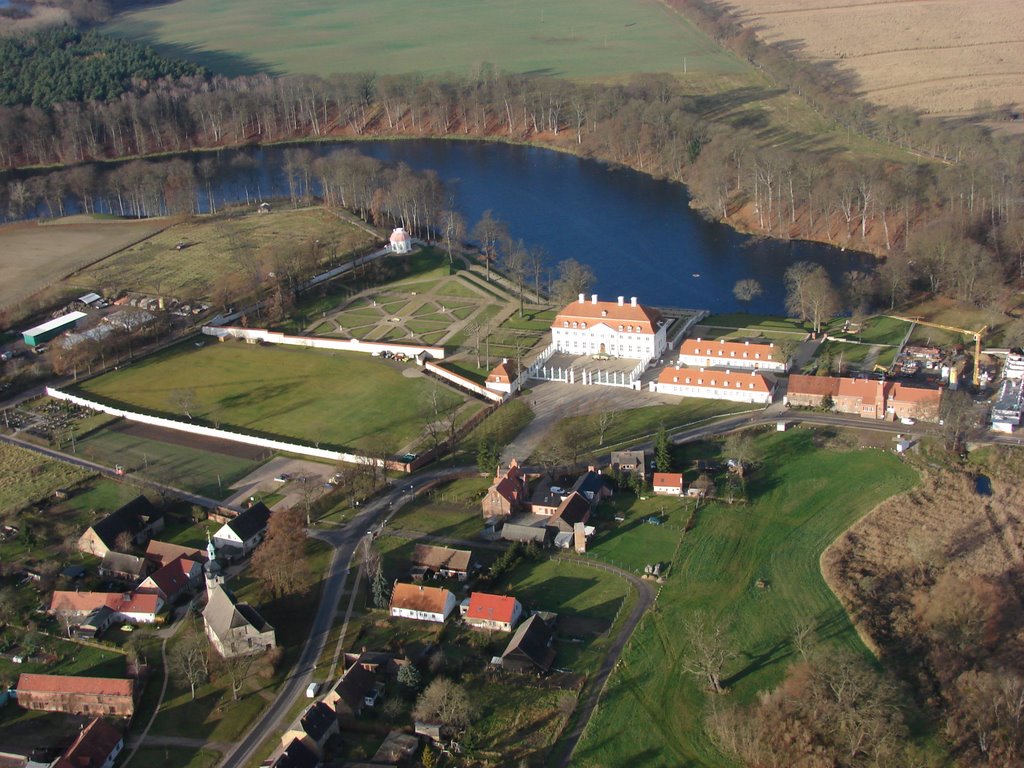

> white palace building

[
  {"left": 551, "top": 294, "right": 667, "bottom": 364},
  {"left": 678, "top": 338, "right": 788, "bottom": 372}
]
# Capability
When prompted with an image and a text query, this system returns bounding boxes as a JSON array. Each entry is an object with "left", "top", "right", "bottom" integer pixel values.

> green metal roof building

[{"left": 22, "top": 311, "right": 87, "bottom": 346}]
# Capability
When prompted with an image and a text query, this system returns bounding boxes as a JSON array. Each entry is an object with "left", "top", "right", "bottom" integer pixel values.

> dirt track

[
  {"left": 108, "top": 419, "right": 273, "bottom": 461},
  {"left": 728, "top": 0, "right": 1024, "bottom": 115}
]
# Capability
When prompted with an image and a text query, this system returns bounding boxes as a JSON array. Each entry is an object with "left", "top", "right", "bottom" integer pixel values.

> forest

[{"left": 0, "top": 25, "right": 205, "bottom": 107}]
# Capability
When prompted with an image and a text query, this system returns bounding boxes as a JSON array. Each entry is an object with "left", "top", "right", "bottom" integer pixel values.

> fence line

[
  {"left": 45, "top": 387, "right": 398, "bottom": 469},
  {"left": 422, "top": 361, "right": 504, "bottom": 402},
  {"left": 201, "top": 325, "right": 445, "bottom": 359}
]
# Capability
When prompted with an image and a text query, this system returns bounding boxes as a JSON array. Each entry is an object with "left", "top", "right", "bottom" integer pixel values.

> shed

[{"left": 22, "top": 311, "right": 87, "bottom": 346}]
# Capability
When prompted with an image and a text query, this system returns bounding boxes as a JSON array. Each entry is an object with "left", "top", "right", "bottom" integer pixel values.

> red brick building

[{"left": 16, "top": 674, "right": 135, "bottom": 717}]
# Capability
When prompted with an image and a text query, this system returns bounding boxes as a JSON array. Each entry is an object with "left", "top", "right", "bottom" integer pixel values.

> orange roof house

[
  {"left": 679, "top": 339, "right": 787, "bottom": 371},
  {"left": 17, "top": 674, "right": 135, "bottom": 716},
  {"left": 654, "top": 367, "right": 773, "bottom": 403},
  {"left": 888, "top": 382, "right": 943, "bottom": 421},
  {"left": 485, "top": 358, "right": 521, "bottom": 394},
  {"left": 787, "top": 375, "right": 942, "bottom": 421},
  {"left": 463, "top": 592, "right": 522, "bottom": 632},
  {"left": 652, "top": 472, "right": 685, "bottom": 496},
  {"left": 551, "top": 294, "right": 667, "bottom": 363},
  {"left": 50, "top": 590, "right": 162, "bottom": 623},
  {"left": 145, "top": 540, "right": 207, "bottom": 568},
  {"left": 553, "top": 295, "right": 662, "bottom": 334},
  {"left": 389, "top": 583, "right": 456, "bottom": 623},
  {"left": 136, "top": 555, "right": 201, "bottom": 603}
]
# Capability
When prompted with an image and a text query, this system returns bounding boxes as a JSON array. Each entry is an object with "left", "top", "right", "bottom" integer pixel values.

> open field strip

[
  {"left": 74, "top": 341, "right": 464, "bottom": 452},
  {"left": 727, "top": 0, "right": 1024, "bottom": 115},
  {"left": 105, "top": 0, "right": 746, "bottom": 80},
  {"left": 66, "top": 207, "right": 378, "bottom": 299},
  {"left": 574, "top": 428, "right": 918, "bottom": 767}
]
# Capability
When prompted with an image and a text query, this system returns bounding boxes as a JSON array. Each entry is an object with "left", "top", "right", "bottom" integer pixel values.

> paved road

[{"left": 219, "top": 466, "right": 470, "bottom": 768}]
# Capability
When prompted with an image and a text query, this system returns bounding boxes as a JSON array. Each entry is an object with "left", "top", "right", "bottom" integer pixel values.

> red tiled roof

[
  {"left": 889, "top": 382, "right": 942, "bottom": 404},
  {"left": 54, "top": 718, "right": 123, "bottom": 768},
  {"left": 657, "top": 367, "right": 771, "bottom": 393},
  {"left": 787, "top": 374, "right": 840, "bottom": 397},
  {"left": 554, "top": 297, "right": 661, "bottom": 334},
  {"left": 145, "top": 540, "right": 206, "bottom": 566},
  {"left": 466, "top": 592, "right": 518, "bottom": 624},
  {"left": 389, "top": 583, "right": 452, "bottom": 614},
  {"left": 652, "top": 473, "right": 683, "bottom": 488},
  {"left": 680, "top": 339, "right": 778, "bottom": 361},
  {"left": 50, "top": 590, "right": 160, "bottom": 616},
  {"left": 139, "top": 555, "right": 195, "bottom": 598},
  {"left": 488, "top": 360, "right": 518, "bottom": 383},
  {"left": 837, "top": 377, "right": 885, "bottom": 406},
  {"left": 18, "top": 673, "right": 133, "bottom": 697}
]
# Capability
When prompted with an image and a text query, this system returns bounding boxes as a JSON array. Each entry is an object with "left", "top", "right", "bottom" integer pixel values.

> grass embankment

[
  {"left": 75, "top": 341, "right": 464, "bottom": 452},
  {"left": 65, "top": 207, "right": 377, "bottom": 299},
  {"left": 574, "top": 428, "right": 918, "bottom": 767},
  {"left": 0, "top": 442, "right": 94, "bottom": 516},
  {"left": 105, "top": 0, "right": 746, "bottom": 79}
]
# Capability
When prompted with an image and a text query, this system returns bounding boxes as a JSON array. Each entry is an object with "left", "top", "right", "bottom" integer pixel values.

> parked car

[
  {"left": 273, "top": 473, "right": 291, "bottom": 483},
  {"left": 900, "top": 417, "right": 916, "bottom": 425},
  {"left": 305, "top": 682, "right": 321, "bottom": 698}
]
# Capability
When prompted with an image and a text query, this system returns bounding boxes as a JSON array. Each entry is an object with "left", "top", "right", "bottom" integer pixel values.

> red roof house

[
  {"left": 54, "top": 717, "right": 124, "bottom": 768},
  {"left": 16, "top": 674, "right": 135, "bottom": 717},
  {"left": 463, "top": 592, "right": 522, "bottom": 632},
  {"left": 652, "top": 472, "right": 685, "bottom": 496},
  {"left": 136, "top": 555, "right": 201, "bottom": 603}
]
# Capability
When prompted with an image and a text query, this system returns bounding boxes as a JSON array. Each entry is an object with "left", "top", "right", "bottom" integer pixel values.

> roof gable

[
  {"left": 390, "top": 583, "right": 453, "bottom": 614},
  {"left": 90, "top": 496, "right": 162, "bottom": 548},
  {"left": 226, "top": 502, "right": 271, "bottom": 541}
]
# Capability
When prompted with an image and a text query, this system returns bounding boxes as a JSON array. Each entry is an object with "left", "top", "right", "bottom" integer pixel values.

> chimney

[
  {"left": 630, "top": 297, "right": 637, "bottom": 307},
  {"left": 744, "top": 340, "right": 749, "bottom": 345},
  {"left": 502, "top": 357, "right": 508, "bottom": 364},
  {"left": 617, "top": 296, "right": 624, "bottom": 306},
  {"left": 591, "top": 294, "right": 598, "bottom": 304},
  {"left": 578, "top": 293, "right": 585, "bottom": 304}
]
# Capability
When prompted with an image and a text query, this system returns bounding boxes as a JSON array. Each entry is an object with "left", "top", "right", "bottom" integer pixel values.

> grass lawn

[
  {"left": 386, "top": 475, "right": 490, "bottom": 540},
  {"left": 814, "top": 339, "right": 875, "bottom": 371},
  {"left": 0, "top": 442, "right": 94, "bottom": 517},
  {"left": 574, "top": 428, "right": 918, "bottom": 767},
  {"left": 75, "top": 425, "right": 270, "bottom": 500},
  {"left": 65, "top": 207, "right": 377, "bottom": 299},
  {"left": 534, "top": 399, "right": 753, "bottom": 460},
  {"left": 700, "top": 313, "right": 808, "bottom": 334},
  {"left": 827, "top": 315, "right": 911, "bottom": 346},
  {"left": 586, "top": 494, "right": 690, "bottom": 573},
  {"left": 76, "top": 341, "right": 463, "bottom": 452},
  {"left": 0, "top": 634, "right": 126, "bottom": 687},
  {"left": 496, "top": 559, "right": 630, "bottom": 625},
  {"left": 105, "top": 0, "right": 747, "bottom": 79},
  {"left": 130, "top": 748, "right": 222, "bottom": 768}
]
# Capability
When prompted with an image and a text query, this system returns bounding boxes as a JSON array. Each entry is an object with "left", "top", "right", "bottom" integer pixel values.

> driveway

[{"left": 223, "top": 456, "right": 334, "bottom": 510}]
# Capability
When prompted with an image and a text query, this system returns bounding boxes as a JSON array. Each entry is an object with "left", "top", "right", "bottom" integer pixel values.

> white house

[
  {"left": 462, "top": 592, "right": 523, "bottom": 632},
  {"left": 212, "top": 503, "right": 271, "bottom": 558},
  {"left": 551, "top": 295, "right": 667, "bottom": 364},
  {"left": 678, "top": 339, "right": 788, "bottom": 372},
  {"left": 652, "top": 472, "right": 685, "bottom": 496},
  {"left": 389, "top": 583, "right": 456, "bottom": 623},
  {"left": 652, "top": 367, "right": 774, "bottom": 404},
  {"left": 389, "top": 227, "right": 412, "bottom": 254}
]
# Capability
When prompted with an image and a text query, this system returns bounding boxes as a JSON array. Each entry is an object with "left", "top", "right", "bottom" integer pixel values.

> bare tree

[
  {"left": 680, "top": 610, "right": 734, "bottom": 693},
  {"left": 413, "top": 677, "right": 472, "bottom": 729},
  {"left": 167, "top": 387, "right": 199, "bottom": 421},
  {"left": 551, "top": 259, "right": 596, "bottom": 307},
  {"left": 169, "top": 626, "right": 210, "bottom": 700},
  {"left": 732, "top": 278, "right": 764, "bottom": 304},
  {"left": 438, "top": 207, "right": 465, "bottom": 265},
  {"left": 593, "top": 399, "right": 619, "bottom": 448},
  {"left": 251, "top": 506, "right": 310, "bottom": 598}
]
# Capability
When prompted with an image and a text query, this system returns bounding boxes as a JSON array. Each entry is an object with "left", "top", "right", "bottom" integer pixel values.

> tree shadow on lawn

[{"left": 154, "top": 689, "right": 224, "bottom": 739}]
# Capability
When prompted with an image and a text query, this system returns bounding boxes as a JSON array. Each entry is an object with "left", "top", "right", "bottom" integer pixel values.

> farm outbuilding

[{"left": 22, "top": 311, "right": 87, "bottom": 346}]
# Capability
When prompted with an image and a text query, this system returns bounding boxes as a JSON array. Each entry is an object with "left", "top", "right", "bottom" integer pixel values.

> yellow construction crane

[{"left": 889, "top": 315, "right": 987, "bottom": 387}]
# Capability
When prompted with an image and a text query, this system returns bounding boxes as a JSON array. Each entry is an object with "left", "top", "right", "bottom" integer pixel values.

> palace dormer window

[
  {"left": 563, "top": 321, "right": 569, "bottom": 327},
  {"left": 572, "top": 322, "right": 578, "bottom": 328},
  {"left": 581, "top": 322, "right": 587, "bottom": 329},
  {"left": 618, "top": 325, "right": 624, "bottom": 331}
]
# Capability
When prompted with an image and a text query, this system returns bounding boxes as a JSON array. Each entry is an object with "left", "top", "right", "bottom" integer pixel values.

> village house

[
  {"left": 485, "top": 358, "right": 521, "bottom": 394},
  {"left": 16, "top": 674, "right": 135, "bottom": 717},
  {"left": 203, "top": 584, "right": 276, "bottom": 658},
  {"left": 549, "top": 492, "right": 592, "bottom": 534},
  {"left": 499, "top": 614, "right": 556, "bottom": 674},
  {"left": 389, "top": 583, "right": 456, "bottom": 623},
  {"left": 280, "top": 701, "right": 338, "bottom": 758},
  {"left": 571, "top": 468, "right": 613, "bottom": 506},
  {"left": 463, "top": 592, "right": 522, "bottom": 632},
  {"left": 144, "top": 540, "right": 207, "bottom": 568},
  {"left": 888, "top": 382, "right": 943, "bottom": 422},
  {"left": 610, "top": 450, "right": 647, "bottom": 482},
  {"left": 98, "top": 551, "right": 153, "bottom": 582},
  {"left": 212, "top": 502, "right": 272, "bottom": 558},
  {"left": 409, "top": 544, "right": 472, "bottom": 581},
  {"left": 325, "top": 652, "right": 404, "bottom": 721},
  {"left": 652, "top": 367, "right": 774, "bottom": 404},
  {"left": 551, "top": 294, "right": 667, "bottom": 363},
  {"left": 687, "top": 474, "right": 716, "bottom": 499},
  {"left": 136, "top": 554, "right": 202, "bottom": 604},
  {"left": 271, "top": 738, "right": 319, "bottom": 768},
  {"left": 53, "top": 718, "right": 123, "bottom": 768},
  {"left": 50, "top": 590, "right": 163, "bottom": 626},
  {"left": 678, "top": 338, "right": 788, "bottom": 372},
  {"left": 78, "top": 496, "right": 164, "bottom": 558},
  {"left": 652, "top": 472, "right": 685, "bottom": 496},
  {"left": 482, "top": 459, "right": 529, "bottom": 519}
]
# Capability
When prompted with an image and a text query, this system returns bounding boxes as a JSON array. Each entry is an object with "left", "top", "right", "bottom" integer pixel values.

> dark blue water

[{"left": 17, "top": 140, "right": 873, "bottom": 313}]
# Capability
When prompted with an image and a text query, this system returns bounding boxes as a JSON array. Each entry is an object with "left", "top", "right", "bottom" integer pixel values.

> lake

[{"left": 22, "top": 139, "right": 874, "bottom": 314}]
